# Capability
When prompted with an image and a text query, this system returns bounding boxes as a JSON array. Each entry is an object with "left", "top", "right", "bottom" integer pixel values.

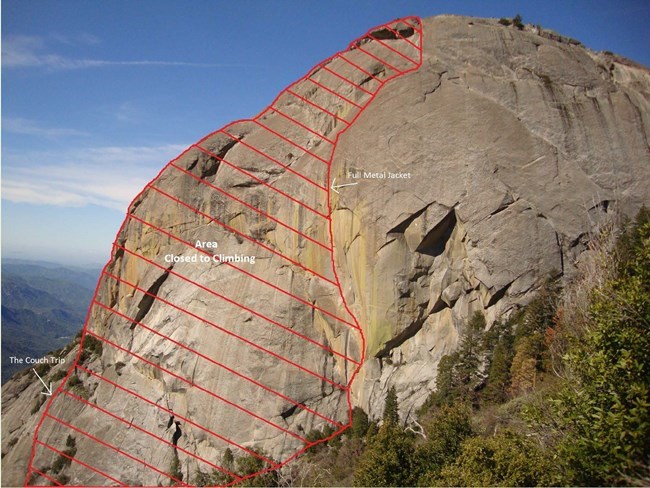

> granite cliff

[{"left": 2, "top": 15, "right": 649, "bottom": 487}]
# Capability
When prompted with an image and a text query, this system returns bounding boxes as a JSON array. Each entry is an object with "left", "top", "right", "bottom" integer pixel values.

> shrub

[
  {"left": 513, "top": 14, "right": 524, "bottom": 30},
  {"left": 498, "top": 18, "right": 512, "bottom": 26},
  {"left": 353, "top": 424, "right": 418, "bottom": 487},
  {"left": 417, "top": 404, "right": 474, "bottom": 484},
  {"left": 434, "top": 430, "right": 553, "bottom": 486},
  {"left": 50, "top": 369, "right": 68, "bottom": 382},
  {"left": 552, "top": 209, "right": 650, "bottom": 485}
]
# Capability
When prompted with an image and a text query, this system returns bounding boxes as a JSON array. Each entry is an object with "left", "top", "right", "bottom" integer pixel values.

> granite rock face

[
  {"left": 2, "top": 15, "right": 650, "bottom": 487},
  {"left": 331, "top": 16, "right": 650, "bottom": 417}
]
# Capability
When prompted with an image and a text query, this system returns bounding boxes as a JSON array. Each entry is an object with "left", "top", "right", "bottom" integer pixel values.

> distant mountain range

[{"left": 1, "top": 260, "right": 100, "bottom": 383}]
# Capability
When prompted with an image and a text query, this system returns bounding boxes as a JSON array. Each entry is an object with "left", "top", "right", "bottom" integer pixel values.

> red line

[
  {"left": 401, "top": 17, "right": 422, "bottom": 33},
  {"left": 252, "top": 119, "right": 331, "bottom": 166},
  {"left": 367, "top": 35, "right": 419, "bottom": 66},
  {"left": 124, "top": 211, "right": 359, "bottom": 330},
  {"left": 85, "top": 330, "right": 309, "bottom": 444},
  {"left": 267, "top": 105, "right": 336, "bottom": 143},
  {"left": 355, "top": 44, "right": 403, "bottom": 73},
  {"left": 25, "top": 15, "right": 423, "bottom": 486},
  {"left": 93, "top": 299, "right": 345, "bottom": 428},
  {"left": 285, "top": 88, "right": 351, "bottom": 126},
  {"left": 102, "top": 270, "right": 353, "bottom": 388},
  {"left": 217, "top": 129, "right": 328, "bottom": 191},
  {"left": 77, "top": 365, "right": 276, "bottom": 466},
  {"left": 45, "top": 414, "right": 188, "bottom": 486},
  {"left": 304, "top": 77, "right": 363, "bottom": 109},
  {"left": 320, "top": 65, "right": 374, "bottom": 95},
  {"left": 337, "top": 51, "right": 386, "bottom": 83},
  {"left": 36, "top": 440, "right": 127, "bottom": 486},
  {"left": 110, "top": 236, "right": 356, "bottom": 363},
  {"left": 192, "top": 144, "right": 329, "bottom": 220},
  {"left": 29, "top": 466, "right": 64, "bottom": 487},
  {"left": 384, "top": 25, "right": 420, "bottom": 51},
  {"left": 141, "top": 186, "right": 337, "bottom": 286},
  {"left": 60, "top": 388, "right": 242, "bottom": 480},
  {"left": 111, "top": 236, "right": 359, "bottom": 364},
  {"left": 168, "top": 162, "right": 331, "bottom": 251}
]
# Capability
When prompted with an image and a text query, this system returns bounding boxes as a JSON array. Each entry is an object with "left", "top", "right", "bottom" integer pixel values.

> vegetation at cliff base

[{"left": 281, "top": 208, "right": 650, "bottom": 487}]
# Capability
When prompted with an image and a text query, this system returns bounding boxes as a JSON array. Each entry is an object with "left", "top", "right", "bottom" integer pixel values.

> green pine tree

[{"left": 383, "top": 386, "right": 399, "bottom": 426}]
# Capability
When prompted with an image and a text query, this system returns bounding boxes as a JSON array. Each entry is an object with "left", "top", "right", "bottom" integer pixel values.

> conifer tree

[{"left": 382, "top": 386, "right": 399, "bottom": 426}]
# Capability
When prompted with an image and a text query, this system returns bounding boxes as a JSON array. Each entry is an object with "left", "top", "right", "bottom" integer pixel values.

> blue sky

[{"left": 2, "top": 0, "right": 649, "bottom": 266}]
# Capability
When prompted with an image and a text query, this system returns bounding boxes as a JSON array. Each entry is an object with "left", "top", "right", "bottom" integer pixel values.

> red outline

[
  {"left": 251, "top": 119, "right": 330, "bottom": 165},
  {"left": 92, "top": 299, "right": 345, "bottom": 428},
  {"left": 77, "top": 365, "right": 276, "bottom": 466},
  {"left": 140, "top": 185, "right": 338, "bottom": 284},
  {"left": 167, "top": 161, "right": 331, "bottom": 250},
  {"left": 335, "top": 53, "right": 384, "bottom": 84},
  {"left": 28, "top": 466, "right": 65, "bottom": 487},
  {"left": 122, "top": 212, "right": 358, "bottom": 330},
  {"left": 217, "top": 129, "right": 328, "bottom": 191},
  {"left": 35, "top": 440, "right": 127, "bottom": 486},
  {"left": 26, "top": 16, "right": 422, "bottom": 486},
  {"left": 84, "top": 330, "right": 310, "bottom": 443},
  {"left": 45, "top": 414, "right": 188, "bottom": 486},
  {"left": 384, "top": 25, "right": 420, "bottom": 51},
  {"left": 367, "top": 34, "right": 419, "bottom": 66},
  {"left": 192, "top": 144, "right": 329, "bottom": 220},
  {"left": 354, "top": 43, "right": 403, "bottom": 73},
  {"left": 60, "top": 388, "right": 242, "bottom": 480},
  {"left": 101, "top": 269, "right": 352, "bottom": 388}
]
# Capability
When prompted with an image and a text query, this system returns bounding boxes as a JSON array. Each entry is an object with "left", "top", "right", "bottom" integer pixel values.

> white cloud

[
  {"left": 2, "top": 144, "right": 187, "bottom": 211},
  {"left": 4, "top": 117, "right": 88, "bottom": 138},
  {"left": 2, "top": 34, "right": 244, "bottom": 70}
]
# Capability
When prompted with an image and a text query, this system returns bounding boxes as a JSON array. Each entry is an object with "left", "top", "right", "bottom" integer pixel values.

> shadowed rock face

[{"left": 2, "top": 15, "right": 649, "bottom": 487}]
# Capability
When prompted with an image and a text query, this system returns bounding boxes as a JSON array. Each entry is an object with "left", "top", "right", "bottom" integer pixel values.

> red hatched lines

[
  {"left": 142, "top": 185, "right": 338, "bottom": 285},
  {"left": 384, "top": 25, "right": 421, "bottom": 52},
  {"left": 77, "top": 365, "right": 276, "bottom": 466},
  {"left": 267, "top": 105, "right": 336, "bottom": 144},
  {"left": 29, "top": 466, "right": 65, "bottom": 487},
  {"left": 44, "top": 413, "right": 188, "bottom": 486},
  {"left": 285, "top": 88, "right": 351, "bottom": 126},
  {"left": 354, "top": 43, "right": 403, "bottom": 74},
  {"left": 120, "top": 212, "right": 358, "bottom": 330},
  {"left": 84, "top": 329, "right": 309, "bottom": 444},
  {"left": 192, "top": 144, "right": 329, "bottom": 220},
  {"left": 92, "top": 299, "right": 345, "bottom": 428},
  {"left": 321, "top": 60, "right": 372, "bottom": 96},
  {"left": 26, "top": 15, "right": 423, "bottom": 486},
  {"left": 303, "top": 78, "right": 363, "bottom": 109},
  {"left": 251, "top": 119, "right": 331, "bottom": 166},
  {"left": 60, "top": 388, "right": 242, "bottom": 480},
  {"left": 168, "top": 161, "right": 331, "bottom": 251},
  {"left": 367, "top": 34, "right": 419, "bottom": 66},
  {"left": 102, "top": 270, "right": 353, "bottom": 389},
  {"left": 217, "top": 129, "right": 328, "bottom": 191},
  {"left": 35, "top": 441, "right": 125, "bottom": 486}
]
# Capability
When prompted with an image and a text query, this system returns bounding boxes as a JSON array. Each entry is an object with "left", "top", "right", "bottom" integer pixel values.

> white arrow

[
  {"left": 32, "top": 368, "right": 53, "bottom": 396},
  {"left": 331, "top": 178, "right": 359, "bottom": 194}
]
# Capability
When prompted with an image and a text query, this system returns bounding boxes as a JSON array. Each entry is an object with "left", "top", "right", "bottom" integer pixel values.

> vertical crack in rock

[{"left": 130, "top": 266, "right": 173, "bottom": 330}]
